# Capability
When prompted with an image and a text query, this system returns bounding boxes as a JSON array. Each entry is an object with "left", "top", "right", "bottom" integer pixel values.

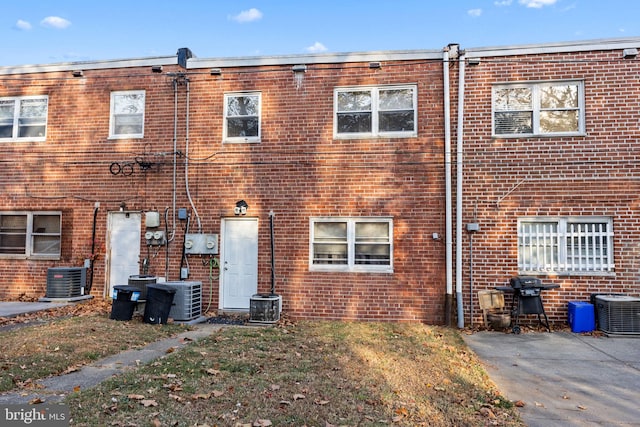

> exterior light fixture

[
  {"left": 210, "top": 68, "right": 222, "bottom": 76},
  {"left": 369, "top": 62, "right": 382, "bottom": 69},
  {"left": 467, "top": 58, "right": 481, "bottom": 66},
  {"left": 151, "top": 65, "right": 163, "bottom": 73},
  {"left": 291, "top": 64, "right": 307, "bottom": 73},
  {"left": 234, "top": 200, "right": 248, "bottom": 215},
  {"left": 623, "top": 48, "right": 638, "bottom": 59},
  {"left": 72, "top": 70, "right": 83, "bottom": 77}
]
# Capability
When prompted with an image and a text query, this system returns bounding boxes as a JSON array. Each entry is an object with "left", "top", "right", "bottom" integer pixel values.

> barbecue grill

[{"left": 496, "top": 276, "right": 560, "bottom": 334}]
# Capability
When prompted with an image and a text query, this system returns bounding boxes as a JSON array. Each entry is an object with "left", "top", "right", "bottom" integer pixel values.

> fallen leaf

[
  {"left": 169, "top": 394, "right": 184, "bottom": 403},
  {"left": 253, "top": 420, "right": 272, "bottom": 427},
  {"left": 535, "top": 401, "right": 545, "bottom": 407},
  {"left": 151, "top": 418, "right": 161, "bottom": 427},
  {"left": 577, "top": 405, "right": 587, "bottom": 410},
  {"left": 140, "top": 399, "right": 158, "bottom": 407},
  {"left": 479, "top": 407, "right": 496, "bottom": 418},
  {"left": 206, "top": 369, "right": 221, "bottom": 376},
  {"left": 270, "top": 384, "right": 281, "bottom": 391},
  {"left": 314, "top": 399, "right": 330, "bottom": 405},
  {"left": 128, "top": 394, "right": 146, "bottom": 400},
  {"left": 211, "top": 390, "right": 224, "bottom": 397},
  {"left": 165, "top": 347, "right": 176, "bottom": 354},
  {"left": 29, "top": 398, "right": 43, "bottom": 404},
  {"left": 192, "top": 393, "right": 210, "bottom": 400},
  {"left": 73, "top": 386, "right": 81, "bottom": 393},
  {"left": 293, "top": 393, "right": 305, "bottom": 400},
  {"left": 514, "top": 400, "right": 526, "bottom": 407}
]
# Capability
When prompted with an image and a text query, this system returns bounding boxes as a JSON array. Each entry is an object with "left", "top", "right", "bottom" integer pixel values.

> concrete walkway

[
  {"left": 463, "top": 331, "right": 640, "bottom": 427},
  {"left": 0, "top": 323, "right": 219, "bottom": 405}
]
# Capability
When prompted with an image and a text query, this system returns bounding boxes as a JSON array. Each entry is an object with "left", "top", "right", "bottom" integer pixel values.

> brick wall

[
  {"left": 459, "top": 49, "right": 640, "bottom": 326},
  {"left": 0, "top": 59, "right": 448, "bottom": 323}
]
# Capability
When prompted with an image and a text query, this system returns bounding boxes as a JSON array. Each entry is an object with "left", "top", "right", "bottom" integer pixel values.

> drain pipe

[
  {"left": 168, "top": 76, "right": 179, "bottom": 243},
  {"left": 456, "top": 49, "right": 466, "bottom": 329},
  {"left": 443, "top": 46, "right": 453, "bottom": 326},
  {"left": 183, "top": 76, "right": 202, "bottom": 233}
]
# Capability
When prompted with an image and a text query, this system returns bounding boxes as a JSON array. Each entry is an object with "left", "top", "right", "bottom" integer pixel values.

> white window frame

[
  {"left": 0, "top": 95, "right": 48, "bottom": 142},
  {"left": 309, "top": 217, "right": 393, "bottom": 273},
  {"left": 109, "top": 90, "right": 145, "bottom": 139},
  {"left": 518, "top": 216, "right": 614, "bottom": 275},
  {"left": 492, "top": 80, "right": 585, "bottom": 137},
  {"left": 223, "top": 92, "right": 262, "bottom": 143},
  {"left": 0, "top": 211, "right": 62, "bottom": 260},
  {"left": 333, "top": 85, "right": 417, "bottom": 139}
]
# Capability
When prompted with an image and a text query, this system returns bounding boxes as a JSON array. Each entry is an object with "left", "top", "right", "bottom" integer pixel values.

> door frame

[{"left": 219, "top": 217, "right": 259, "bottom": 310}]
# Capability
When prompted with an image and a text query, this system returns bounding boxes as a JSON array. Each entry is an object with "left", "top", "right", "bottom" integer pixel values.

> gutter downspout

[
  {"left": 443, "top": 46, "right": 453, "bottom": 326},
  {"left": 456, "top": 50, "right": 466, "bottom": 329}
]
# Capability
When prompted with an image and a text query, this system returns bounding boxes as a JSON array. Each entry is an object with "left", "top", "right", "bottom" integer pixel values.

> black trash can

[
  {"left": 110, "top": 285, "right": 142, "bottom": 321},
  {"left": 143, "top": 284, "right": 176, "bottom": 324}
]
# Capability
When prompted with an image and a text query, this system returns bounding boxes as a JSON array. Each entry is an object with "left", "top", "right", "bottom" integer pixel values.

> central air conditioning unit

[
  {"left": 165, "top": 281, "right": 202, "bottom": 321},
  {"left": 46, "top": 267, "right": 87, "bottom": 299},
  {"left": 595, "top": 295, "right": 640, "bottom": 335}
]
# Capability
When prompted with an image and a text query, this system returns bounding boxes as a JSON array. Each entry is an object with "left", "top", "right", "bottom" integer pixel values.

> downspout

[
  {"left": 456, "top": 50, "right": 466, "bottom": 329},
  {"left": 184, "top": 76, "right": 202, "bottom": 233},
  {"left": 168, "top": 76, "right": 178, "bottom": 244},
  {"left": 443, "top": 47, "right": 453, "bottom": 326}
]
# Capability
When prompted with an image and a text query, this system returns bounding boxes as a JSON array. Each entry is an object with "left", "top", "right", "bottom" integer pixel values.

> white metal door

[
  {"left": 106, "top": 212, "right": 141, "bottom": 297},
  {"left": 220, "top": 218, "right": 258, "bottom": 310}
]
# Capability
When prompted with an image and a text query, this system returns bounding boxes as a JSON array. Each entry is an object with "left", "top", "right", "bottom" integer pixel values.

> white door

[
  {"left": 106, "top": 212, "right": 142, "bottom": 297},
  {"left": 220, "top": 218, "right": 258, "bottom": 310}
]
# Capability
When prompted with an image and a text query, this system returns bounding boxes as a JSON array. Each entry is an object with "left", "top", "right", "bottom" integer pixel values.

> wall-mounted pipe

[
  {"left": 456, "top": 50, "right": 466, "bottom": 329},
  {"left": 183, "top": 76, "right": 202, "bottom": 233},
  {"left": 443, "top": 46, "right": 453, "bottom": 326}
]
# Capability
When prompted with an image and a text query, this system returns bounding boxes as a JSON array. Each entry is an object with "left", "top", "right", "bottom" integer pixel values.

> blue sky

[{"left": 2, "top": 0, "right": 638, "bottom": 66}]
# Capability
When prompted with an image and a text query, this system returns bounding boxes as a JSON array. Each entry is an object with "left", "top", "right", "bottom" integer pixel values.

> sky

[{"left": 1, "top": 0, "right": 639, "bottom": 67}]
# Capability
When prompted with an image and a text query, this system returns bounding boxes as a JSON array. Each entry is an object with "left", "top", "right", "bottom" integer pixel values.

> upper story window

[
  {"left": 518, "top": 216, "right": 613, "bottom": 275},
  {"left": 493, "top": 80, "right": 584, "bottom": 137},
  {"left": 0, "top": 96, "right": 48, "bottom": 142},
  {"left": 109, "top": 90, "right": 145, "bottom": 139},
  {"left": 310, "top": 217, "right": 393, "bottom": 273},
  {"left": 334, "top": 85, "right": 417, "bottom": 138},
  {"left": 0, "top": 212, "right": 61, "bottom": 259},
  {"left": 224, "top": 92, "right": 261, "bottom": 143}
]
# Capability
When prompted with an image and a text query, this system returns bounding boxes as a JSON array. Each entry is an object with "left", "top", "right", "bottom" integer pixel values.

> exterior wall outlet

[{"left": 466, "top": 223, "right": 480, "bottom": 232}]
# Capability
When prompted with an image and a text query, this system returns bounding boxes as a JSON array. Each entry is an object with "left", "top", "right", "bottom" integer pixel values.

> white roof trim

[
  {"left": 187, "top": 49, "right": 442, "bottom": 69},
  {"left": 465, "top": 37, "right": 640, "bottom": 58},
  {"left": 0, "top": 56, "right": 179, "bottom": 76}
]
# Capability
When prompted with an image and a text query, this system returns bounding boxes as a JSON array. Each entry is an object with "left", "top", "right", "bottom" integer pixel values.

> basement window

[
  {"left": 223, "top": 92, "right": 261, "bottom": 143},
  {"left": 0, "top": 96, "right": 48, "bottom": 141},
  {"left": 109, "top": 90, "right": 145, "bottom": 139},
  {"left": 310, "top": 217, "right": 393, "bottom": 273},
  {"left": 492, "top": 80, "right": 584, "bottom": 137},
  {"left": 518, "top": 216, "right": 614, "bottom": 275},
  {"left": 334, "top": 85, "right": 417, "bottom": 139},
  {"left": 0, "top": 212, "right": 61, "bottom": 259}
]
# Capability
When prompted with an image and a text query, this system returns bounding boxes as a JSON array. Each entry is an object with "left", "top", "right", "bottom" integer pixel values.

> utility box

[{"left": 184, "top": 233, "right": 218, "bottom": 255}]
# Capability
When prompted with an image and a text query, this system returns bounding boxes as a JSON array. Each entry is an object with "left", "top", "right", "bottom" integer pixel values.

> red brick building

[{"left": 2, "top": 37, "right": 640, "bottom": 326}]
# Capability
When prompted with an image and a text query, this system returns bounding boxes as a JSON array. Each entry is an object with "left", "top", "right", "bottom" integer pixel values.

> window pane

[
  {"left": 313, "top": 244, "right": 348, "bottom": 264},
  {"left": 355, "top": 222, "right": 390, "bottom": 265},
  {"left": 0, "top": 215, "right": 27, "bottom": 254},
  {"left": 227, "top": 95, "right": 259, "bottom": 117},
  {"left": 494, "top": 87, "right": 532, "bottom": 111},
  {"left": 519, "top": 221, "right": 558, "bottom": 271},
  {"left": 0, "top": 125, "right": 14, "bottom": 138},
  {"left": 33, "top": 215, "right": 61, "bottom": 233},
  {"left": 379, "top": 89, "right": 413, "bottom": 110},
  {"left": 540, "top": 85, "right": 578, "bottom": 109},
  {"left": 313, "top": 222, "right": 348, "bottom": 264},
  {"left": 540, "top": 110, "right": 579, "bottom": 133},
  {"left": 227, "top": 118, "right": 259, "bottom": 137},
  {"left": 356, "top": 222, "right": 389, "bottom": 241},
  {"left": 337, "top": 91, "right": 371, "bottom": 112},
  {"left": 114, "top": 93, "right": 145, "bottom": 115},
  {"left": 355, "top": 244, "right": 390, "bottom": 265},
  {"left": 19, "top": 98, "right": 48, "bottom": 118},
  {"left": 114, "top": 115, "right": 143, "bottom": 135},
  {"left": 0, "top": 101, "right": 15, "bottom": 119},
  {"left": 379, "top": 111, "right": 414, "bottom": 132},
  {"left": 33, "top": 236, "right": 60, "bottom": 255},
  {"left": 495, "top": 112, "right": 532, "bottom": 134},
  {"left": 18, "top": 118, "right": 46, "bottom": 138},
  {"left": 337, "top": 113, "right": 372, "bottom": 133},
  {"left": 315, "top": 222, "right": 347, "bottom": 240}
]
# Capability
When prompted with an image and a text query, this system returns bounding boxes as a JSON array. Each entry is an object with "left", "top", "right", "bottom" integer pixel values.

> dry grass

[{"left": 65, "top": 321, "right": 524, "bottom": 426}]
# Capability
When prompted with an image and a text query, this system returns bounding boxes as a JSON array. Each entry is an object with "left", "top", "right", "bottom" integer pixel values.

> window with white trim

[
  {"left": 223, "top": 92, "right": 261, "bottom": 143},
  {"left": 0, "top": 212, "right": 62, "bottom": 258},
  {"left": 310, "top": 217, "right": 393, "bottom": 272},
  {"left": 334, "top": 85, "right": 417, "bottom": 138},
  {"left": 518, "top": 217, "right": 613, "bottom": 274},
  {"left": 0, "top": 95, "right": 48, "bottom": 141},
  {"left": 109, "top": 90, "right": 145, "bottom": 139},
  {"left": 493, "top": 81, "right": 584, "bottom": 137}
]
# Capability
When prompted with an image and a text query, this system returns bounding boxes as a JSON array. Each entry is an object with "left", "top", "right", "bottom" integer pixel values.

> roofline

[
  {"left": 0, "top": 55, "right": 179, "bottom": 76},
  {"left": 465, "top": 36, "right": 640, "bottom": 58},
  {"left": 187, "top": 49, "right": 443, "bottom": 69}
]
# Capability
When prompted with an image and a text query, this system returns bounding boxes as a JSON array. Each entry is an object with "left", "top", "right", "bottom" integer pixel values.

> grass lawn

[{"left": 62, "top": 320, "right": 524, "bottom": 426}]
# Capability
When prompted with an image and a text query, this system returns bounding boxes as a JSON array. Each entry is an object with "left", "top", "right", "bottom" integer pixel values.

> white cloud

[
  {"left": 305, "top": 42, "right": 327, "bottom": 53},
  {"left": 519, "top": 0, "right": 557, "bottom": 8},
  {"left": 40, "top": 16, "right": 71, "bottom": 29},
  {"left": 229, "top": 8, "right": 263, "bottom": 23},
  {"left": 494, "top": 0, "right": 513, "bottom": 5},
  {"left": 468, "top": 8, "right": 482, "bottom": 17},
  {"left": 15, "top": 19, "right": 32, "bottom": 30}
]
